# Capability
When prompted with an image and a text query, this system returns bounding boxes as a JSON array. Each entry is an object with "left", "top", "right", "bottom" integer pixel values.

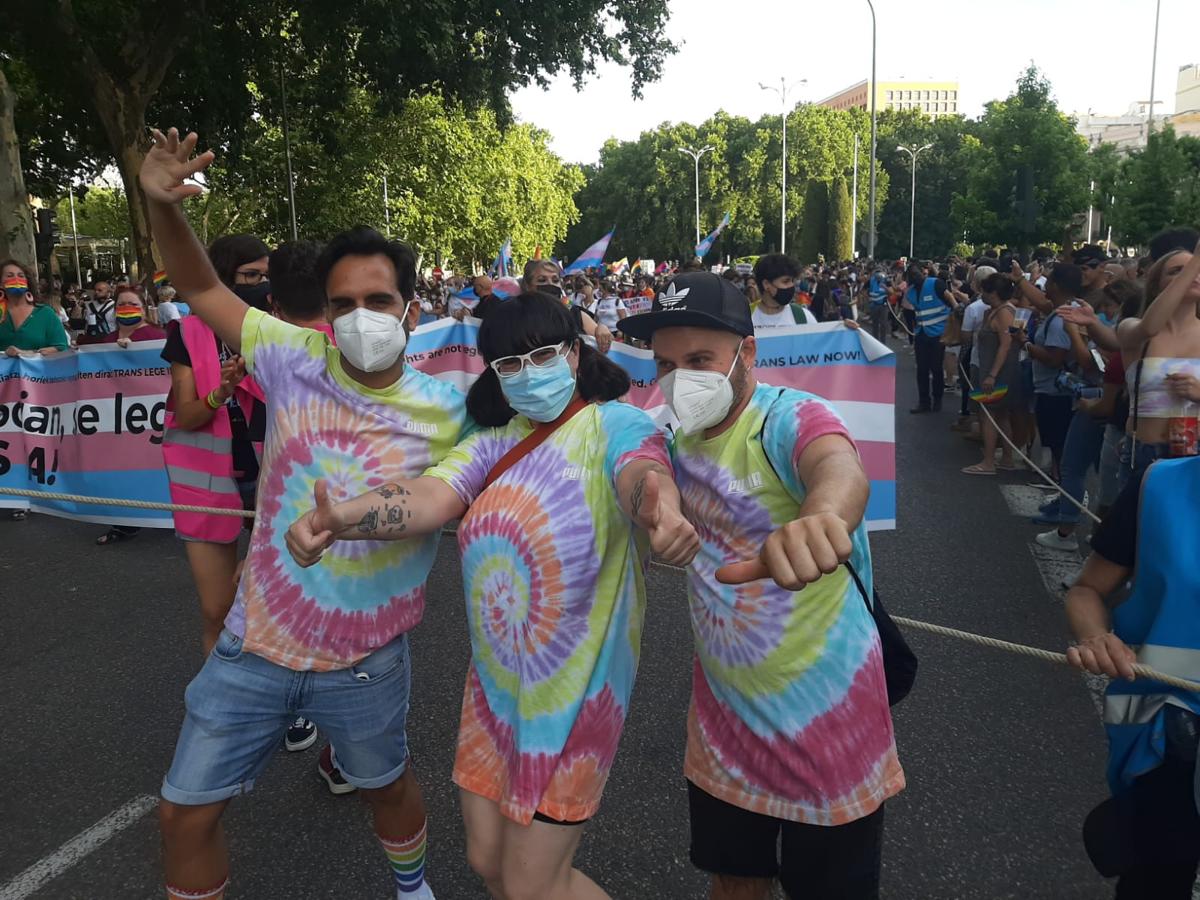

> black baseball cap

[
  {"left": 1072, "top": 244, "right": 1107, "bottom": 267},
  {"left": 618, "top": 272, "right": 753, "bottom": 341}
]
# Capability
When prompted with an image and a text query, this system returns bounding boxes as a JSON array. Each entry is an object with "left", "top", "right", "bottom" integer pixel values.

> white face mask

[
  {"left": 333, "top": 306, "right": 409, "bottom": 373},
  {"left": 658, "top": 340, "right": 744, "bottom": 436}
]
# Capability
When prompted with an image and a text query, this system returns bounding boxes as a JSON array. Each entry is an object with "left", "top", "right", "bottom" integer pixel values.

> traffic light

[{"left": 35, "top": 207, "right": 60, "bottom": 260}]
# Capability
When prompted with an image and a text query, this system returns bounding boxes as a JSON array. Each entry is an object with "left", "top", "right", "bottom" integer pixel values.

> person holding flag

[{"left": 619, "top": 272, "right": 903, "bottom": 900}]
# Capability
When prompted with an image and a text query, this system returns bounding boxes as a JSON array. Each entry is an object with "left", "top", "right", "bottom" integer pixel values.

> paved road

[{"left": 0, "top": 349, "right": 1116, "bottom": 899}]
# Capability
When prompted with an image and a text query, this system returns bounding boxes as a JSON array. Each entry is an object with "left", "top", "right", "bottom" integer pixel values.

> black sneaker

[
  {"left": 285, "top": 717, "right": 318, "bottom": 752},
  {"left": 932, "top": 397, "right": 943, "bottom": 412},
  {"left": 317, "top": 744, "right": 357, "bottom": 795},
  {"left": 909, "top": 405, "right": 932, "bottom": 414}
]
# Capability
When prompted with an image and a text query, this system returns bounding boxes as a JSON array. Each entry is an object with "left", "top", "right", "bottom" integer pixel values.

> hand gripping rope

[{"left": 2, "top": 484, "right": 1196, "bottom": 693}]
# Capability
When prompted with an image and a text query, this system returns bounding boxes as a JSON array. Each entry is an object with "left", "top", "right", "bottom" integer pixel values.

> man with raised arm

[{"left": 142, "top": 128, "right": 465, "bottom": 900}]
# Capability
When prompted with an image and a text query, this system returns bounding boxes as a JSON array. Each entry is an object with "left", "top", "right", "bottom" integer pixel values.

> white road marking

[{"left": 0, "top": 794, "right": 157, "bottom": 900}]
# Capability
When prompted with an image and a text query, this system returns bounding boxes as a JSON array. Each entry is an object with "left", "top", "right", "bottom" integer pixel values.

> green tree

[
  {"left": 54, "top": 185, "right": 133, "bottom": 241},
  {"left": 7, "top": 0, "right": 673, "bottom": 277},
  {"left": 951, "top": 65, "right": 1089, "bottom": 251},
  {"left": 796, "top": 180, "right": 828, "bottom": 264},
  {"left": 1111, "top": 127, "right": 1200, "bottom": 247},
  {"left": 827, "top": 176, "right": 853, "bottom": 261}
]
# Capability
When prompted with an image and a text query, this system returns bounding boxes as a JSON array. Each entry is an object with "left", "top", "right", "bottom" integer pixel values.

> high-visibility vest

[{"left": 161, "top": 316, "right": 257, "bottom": 542}]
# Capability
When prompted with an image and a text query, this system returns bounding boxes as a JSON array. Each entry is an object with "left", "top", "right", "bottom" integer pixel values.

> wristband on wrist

[{"left": 205, "top": 390, "right": 223, "bottom": 410}]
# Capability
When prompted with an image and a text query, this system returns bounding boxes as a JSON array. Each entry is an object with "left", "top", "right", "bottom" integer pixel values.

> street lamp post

[
  {"left": 1148, "top": 0, "right": 1162, "bottom": 137},
  {"left": 678, "top": 144, "right": 715, "bottom": 249},
  {"left": 759, "top": 77, "right": 807, "bottom": 254},
  {"left": 898, "top": 143, "right": 933, "bottom": 259},
  {"left": 866, "top": 0, "right": 878, "bottom": 260}
]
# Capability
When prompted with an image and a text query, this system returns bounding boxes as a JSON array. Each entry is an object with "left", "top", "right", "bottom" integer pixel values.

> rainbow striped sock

[
  {"left": 165, "top": 876, "right": 227, "bottom": 899},
  {"left": 379, "top": 820, "right": 429, "bottom": 896}
]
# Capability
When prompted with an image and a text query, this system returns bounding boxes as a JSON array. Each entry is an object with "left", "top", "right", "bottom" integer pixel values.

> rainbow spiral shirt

[
  {"left": 229, "top": 308, "right": 470, "bottom": 671},
  {"left": 672, "top": 384, "right": 904, "bottom": 824},
  {"left": 425, "top": 401, "right": 669, "bottom": 824}
]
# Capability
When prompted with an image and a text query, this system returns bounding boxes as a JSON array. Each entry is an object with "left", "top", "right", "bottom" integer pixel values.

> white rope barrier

[
  {"left": 959, "top": 369, "right": 1103, "bottom": 525},
  {"left": 0, "top": 479, "right": 1181, "bottom": 689},
  {"left": 0, "top": 485, "right": 256, "bottom": 518}
]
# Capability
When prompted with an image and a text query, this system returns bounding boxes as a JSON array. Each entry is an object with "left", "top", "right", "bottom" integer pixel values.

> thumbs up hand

[
  {"left": 285, "top": 479, "right": 342, "bottom": 567},
  {"left": 715, "top": 512, "right": 853, "bottom": 591},
  {"left": 633, "top": 469, "right": 700, "bottom": 568}
]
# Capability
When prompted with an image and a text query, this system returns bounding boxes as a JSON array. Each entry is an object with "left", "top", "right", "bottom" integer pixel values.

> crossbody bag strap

[
  {"left": 1130, "top": 342, "right": 1151, "bottom": 467},
  {"left": 482, "top": 397, "right": 590, "bottom": 490}
]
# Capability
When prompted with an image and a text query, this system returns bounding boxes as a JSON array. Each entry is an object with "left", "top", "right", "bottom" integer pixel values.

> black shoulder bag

[{"left": 758, "top": 389, "right": 917, "bottom": 706}]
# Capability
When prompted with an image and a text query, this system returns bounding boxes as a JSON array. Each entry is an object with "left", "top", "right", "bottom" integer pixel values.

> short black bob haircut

[
  {"left": 467, "top": 292, "right": 631, "bottom": 428},
  {"left": 208, "top": 234, "right": 270, "bottom": 288},
  {"left": 315, "top": 226, "right": 417, "bottom": 301},
  {"left": 753, "top": 253, "right": 800, "bottom": 292}
]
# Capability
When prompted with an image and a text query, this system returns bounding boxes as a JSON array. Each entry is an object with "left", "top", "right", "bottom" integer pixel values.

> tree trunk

[
  {"left": 87, "top": 71, "right": 156, "bottom": 280},
  {"left": 0, "top": 67, "right": 37, "bottom": 268}
]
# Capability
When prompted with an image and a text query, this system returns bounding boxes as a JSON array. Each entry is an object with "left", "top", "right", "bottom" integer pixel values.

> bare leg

[
  {"left": 994, "top": 412, "right": 1014, "bottom": 466},
  {"left": 160, "top": 799, "right": 230, "bottom": 892},
  {"left": 497, "top": 813, "right": 606, "bottom": 900},
  {"left": 362, "top": 766, "right": 426, "bottom": 840},
  {"left": 461, "top": 790, "right": 508, "bottom": 899},
  {"left": 978, "top": 414, "right": 999, "bottom": 472},
  {"left": 710, "top": 874, "right": 774, "bottom": 900},
  {"left": 184, "top": 541, "right": 239, "bottom": 655}
]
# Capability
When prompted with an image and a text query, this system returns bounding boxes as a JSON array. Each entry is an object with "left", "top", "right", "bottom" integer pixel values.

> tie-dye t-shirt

[
  {"left": 672, "top": 383, "right": 904, "bottom": 825},
  {"left": 424, "top": 401, "right": 669, "bottom": 824},
  {"left": 228, "top": 308, "right": 470, "bottom": 671}
]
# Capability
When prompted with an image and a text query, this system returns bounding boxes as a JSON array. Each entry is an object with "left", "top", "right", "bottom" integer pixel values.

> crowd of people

[{"left": 3, "top": 121, "right": 1200, "bottom": 900}]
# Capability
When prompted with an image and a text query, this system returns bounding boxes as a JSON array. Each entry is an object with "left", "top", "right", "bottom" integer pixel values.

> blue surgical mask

[
  {"left": 1098, "top": 312, "right": 1115, "bottom": 327},
  {"left": 499, "top": 353, "right": 577, "bottom": 423}
]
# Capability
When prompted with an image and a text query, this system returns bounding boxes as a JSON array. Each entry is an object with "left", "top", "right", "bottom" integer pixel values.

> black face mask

[
  {"left": 233, "top": 281, "right": 271, "bottom": 311},
  {"left": 536, "top": 283, "right": 564, "bottom": 301},
  {"left": 773, "top": 284, "right": 797, "bottom": 306}
]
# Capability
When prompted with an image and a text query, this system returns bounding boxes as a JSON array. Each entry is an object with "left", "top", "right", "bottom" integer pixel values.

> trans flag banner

[
  {"left": 695, "top": 211, "right": 731, "bottom": 259},
  {"left": 563, "top": 228, "right": 615, "bottom": 274},
  {"left": 0, "top": 320, "right": 895, "bottom": 531}
]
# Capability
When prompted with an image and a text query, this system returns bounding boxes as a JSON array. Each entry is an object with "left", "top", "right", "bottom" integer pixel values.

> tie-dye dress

[
  {"left": 672, "top": 384, "right": 904, "bottom": 825},
  {"left": 425, "top": 400, "right": 669, "bottom": 824},
  {"left": 230, "top": 308, "right": 470, "bottom": 671}
]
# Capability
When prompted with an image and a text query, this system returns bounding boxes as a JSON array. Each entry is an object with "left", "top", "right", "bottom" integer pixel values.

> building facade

[
  {"left": 1074, "top": 66, "right": 1200, "bottom": 151},
  {"left": 817, "top": 79, "right": 961, "bottom": 119}
]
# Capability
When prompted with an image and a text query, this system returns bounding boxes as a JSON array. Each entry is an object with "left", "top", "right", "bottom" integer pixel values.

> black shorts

[{"left": 687, "top": 781, "right": 885, "bottom": 899}]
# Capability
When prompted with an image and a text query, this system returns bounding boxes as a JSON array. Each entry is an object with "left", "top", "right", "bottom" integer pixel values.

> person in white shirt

[
  {"left": 954, "top": 265, "right": 995, "bottom": 429},
  {"left": 156, "top": 285, "right": 183, "bottom": 325}
]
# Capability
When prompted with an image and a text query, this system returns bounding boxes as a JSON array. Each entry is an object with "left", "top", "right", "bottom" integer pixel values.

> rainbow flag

[
  {"left": 969, "top": 385, "right": 1009, "bottom": 405},
  {"left": 153, "top": 270, "right": 168, "bottom": 286}
]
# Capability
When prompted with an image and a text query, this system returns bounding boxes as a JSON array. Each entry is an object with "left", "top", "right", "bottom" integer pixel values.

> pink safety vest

[{"left": 161, "top": 317, "right": 256, "bottom": 543}]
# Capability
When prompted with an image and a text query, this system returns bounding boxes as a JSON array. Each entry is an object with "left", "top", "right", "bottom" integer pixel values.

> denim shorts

[{"left": 162, "top": 628, "right": 412, "bottom": 805}]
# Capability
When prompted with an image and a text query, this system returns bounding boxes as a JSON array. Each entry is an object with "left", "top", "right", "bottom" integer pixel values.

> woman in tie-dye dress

[{"left": 285, "top": 293, "right": 699, "bottom": 900}]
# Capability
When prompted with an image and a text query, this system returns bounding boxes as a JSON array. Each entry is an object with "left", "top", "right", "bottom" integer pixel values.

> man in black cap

[
  {"left": 619, "top": 273, "right": 903, "bottom": 900},
  {"left": 1072, "top": 244, "right": 1113, "bottom": 306}
]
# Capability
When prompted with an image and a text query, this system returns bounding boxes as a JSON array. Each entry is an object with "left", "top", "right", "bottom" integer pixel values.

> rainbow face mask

[
  {"left": 3, "top": 274, "right": 28, "bottom": 296},
  {"left": 115, "top": 303, "right": 143, "bottom": 328}
]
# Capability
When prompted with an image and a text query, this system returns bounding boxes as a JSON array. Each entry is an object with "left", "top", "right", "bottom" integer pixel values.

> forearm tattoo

[{"left": 355, "top": 483, "right": 413, "bottom": 536}]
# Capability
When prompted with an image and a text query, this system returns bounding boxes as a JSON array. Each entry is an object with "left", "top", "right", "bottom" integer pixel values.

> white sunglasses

[{"left": 490, "top": 341, "right": 570, "bottom": 378}]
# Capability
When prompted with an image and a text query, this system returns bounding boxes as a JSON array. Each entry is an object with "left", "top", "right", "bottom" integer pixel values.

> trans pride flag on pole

[
  {"left": 695, "top": 211, "right": 731, "bottom": 259},
  {"left": 563, "top": 227, "right": 615, "bottom": 274},
  {"left": 489, "top": 238, "right": 512, "bottom": 278}
]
